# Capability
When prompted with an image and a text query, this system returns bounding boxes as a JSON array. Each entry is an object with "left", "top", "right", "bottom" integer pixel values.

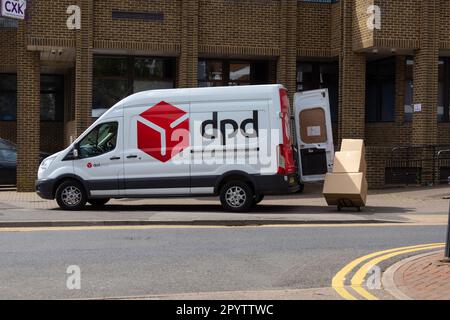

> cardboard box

[
  {"left": 323, "top": 172, "right": 368, "bottom": 206},
  {"left": 341, "top": 139, "right": 365, "bottom": 155},
  {"left": 333, "top": 151, "right": 367, "bottom": 174}
]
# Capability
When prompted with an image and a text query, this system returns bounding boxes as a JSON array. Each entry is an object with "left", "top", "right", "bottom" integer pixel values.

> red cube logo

[{"left": 137, "top": 101, "right": 189, "bottom": 162}]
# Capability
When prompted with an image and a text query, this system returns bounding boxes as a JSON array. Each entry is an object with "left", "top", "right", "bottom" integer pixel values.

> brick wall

[
  {"left": 2, "top": 0, "right": 450, "bottom": 189},
  {"left": 297, "top": 2, "right": 331, "bottom": 57},
  {"left": 353, "top": 0, "right": 374, "bottom": 50},
  {"left": 27, "top": 0, "right": 76, "bottom": 47},
  {"left": 0, "top": 29, "right": 16, "bottom": 70},
  {"left": 93, "top": 0, "right": 181, "bottom": 53},
  {"left": 198, "top": 0, "right": 281, "bottom": 55},
  {"left": 16, "top": 21, "right": 40, "bottom": 192}
]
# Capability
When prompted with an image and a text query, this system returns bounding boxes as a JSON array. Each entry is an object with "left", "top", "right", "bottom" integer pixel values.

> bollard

[{"left": 445, "top": 200, "right": 450, "bottom": 262}]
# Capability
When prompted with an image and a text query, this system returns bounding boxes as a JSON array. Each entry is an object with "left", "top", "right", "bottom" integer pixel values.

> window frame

[
  {"left": 438, "top": 58, "right": 450, "bottom": 123},
  {"left": 0, "top": 73, "right": 17, "bottom": 121},
  {"left": 197, "top": 59, "right": 273, "bottom": 87},
  {"left": 296, "top": 61, "right": 339, "bottom": 122},
  {"left": 77, "top": 121, "right": 119, "bottom": 159},
  {"left": 93, "top": 55, "right": 176, "bottom": 111},
  {"left": 0, "top": 73, "right": 65, "bottom": 122},
  {"left": 365, "top": 57, "right": 396, "bottom": 123},
  {"left": 40, "top": 74, "right": 65, "bottom": 122}
]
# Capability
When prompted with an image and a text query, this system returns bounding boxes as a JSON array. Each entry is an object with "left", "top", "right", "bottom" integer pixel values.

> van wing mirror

[{"left": 73, "top": 147, "right": 79, "bottom": 159}]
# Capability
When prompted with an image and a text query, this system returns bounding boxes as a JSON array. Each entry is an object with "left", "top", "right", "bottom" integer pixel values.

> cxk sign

[
  {"left": 137, "top": 101, "right": 189, "bottom": 163},
  {"left": 1, "top": 0, "right": 26, "bottom": 20}
]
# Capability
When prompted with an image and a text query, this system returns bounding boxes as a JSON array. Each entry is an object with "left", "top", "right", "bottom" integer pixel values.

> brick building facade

[{"left": 1, "top": 0, "right": 450, "bottom": 191}]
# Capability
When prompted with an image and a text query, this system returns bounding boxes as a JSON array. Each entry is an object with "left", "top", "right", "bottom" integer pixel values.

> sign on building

[{"left": 1, "top": 0, "right": 27, "bottom": 20}]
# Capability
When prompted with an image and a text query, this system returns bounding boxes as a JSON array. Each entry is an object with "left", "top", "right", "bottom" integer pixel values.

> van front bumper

[
  {"left": 35, "top": 179, "right": 55, "bottom": 200},
  {"left": 255, "top": 173, "right": 300, "bottom": 195}
]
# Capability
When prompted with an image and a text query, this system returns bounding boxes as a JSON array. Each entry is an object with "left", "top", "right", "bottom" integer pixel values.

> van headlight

[{"left": 40, "top": 157, "right": 56, "bottom": 171}]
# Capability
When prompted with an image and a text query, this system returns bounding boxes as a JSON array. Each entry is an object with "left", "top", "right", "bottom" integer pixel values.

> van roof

[{"left": 114, "top": 84, "right": 284, "bottom": 110}]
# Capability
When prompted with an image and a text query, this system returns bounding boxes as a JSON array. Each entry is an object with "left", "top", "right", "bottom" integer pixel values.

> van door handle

[
  {"left": 127, "top": 155, "right": 138, "bottom": 159},
  {"left": 110, "top": 156, "right": 121, "bottom": 160}
]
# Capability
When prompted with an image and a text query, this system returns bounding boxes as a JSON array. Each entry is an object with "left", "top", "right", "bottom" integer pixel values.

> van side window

[{"left": 78, "top": 122, "right": 118, "bottom": 159}]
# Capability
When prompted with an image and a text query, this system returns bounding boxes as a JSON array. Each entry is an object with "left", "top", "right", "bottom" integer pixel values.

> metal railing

[{"left": 385, "top": 144, "right": 450, "bottom": 186}]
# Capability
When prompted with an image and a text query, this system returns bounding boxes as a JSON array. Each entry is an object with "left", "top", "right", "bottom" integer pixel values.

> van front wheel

[
  {"left": 220, "top": 181, "right": 254, "bottom": 212},
  {"left": 56, "top": 180, "right": 87, "bottom": 211}
]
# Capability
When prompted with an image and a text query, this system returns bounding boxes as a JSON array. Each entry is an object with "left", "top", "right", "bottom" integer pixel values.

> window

[
  {"left": 93, "top": 56, "right": 175, "bottom": 115},
  {"left": 0, "top": 74, "right": 17, "bottom": 121},
  {"left": 40, "top": 75, "right": 64, "bottom": 121},
  {"left": 404, "top": 59, "right": 414, "bottom": 122},
  {"left": 365, "top": 58, "right": 396, "bottom": 122},
  {"left": 296, "top": 62, "right": 339, "bottom": 122},
  {"left": 0, "top": 74, "right": 64, "bottom": 121},
  {"left": 78, "top": 122, "right": 118, "bottom": 159},
  {"left": 438, "top": 58, "right": 450, "bottom": 123},
  {"left": 0, "top": 17, "right": 17, "bottom": 28},
  {"left": 198, "top": 59, "right": 274, "bottom": 87}
]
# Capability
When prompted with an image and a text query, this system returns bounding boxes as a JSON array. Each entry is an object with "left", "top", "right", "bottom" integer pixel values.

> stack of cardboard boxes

[{"left": 323, "top": 139, "right": 368, "bottom": 209}]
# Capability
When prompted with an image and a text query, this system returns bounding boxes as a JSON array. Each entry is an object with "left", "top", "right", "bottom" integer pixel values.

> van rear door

[{"left": 294, "top": 89, "right": 334, "bottom": 183}]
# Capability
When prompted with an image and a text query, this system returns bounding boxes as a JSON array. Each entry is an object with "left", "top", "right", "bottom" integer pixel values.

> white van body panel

[
  {"left": 294, "top": 89, "right": 334, "bottom": 183},
  {"left": 36, "top": 85, "right": 300, "bottom": 201}
]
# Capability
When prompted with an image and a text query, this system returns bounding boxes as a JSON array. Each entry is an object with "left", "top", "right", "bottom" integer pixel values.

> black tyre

[
  {"left": 220, "top": 181, "right": 254, "bottom": 212},
  {"left": 55, "top": 180, "right": 87, "bottom": 211},
  {"left": 88, "top": 198, "right": 110, "bottom": 207}
]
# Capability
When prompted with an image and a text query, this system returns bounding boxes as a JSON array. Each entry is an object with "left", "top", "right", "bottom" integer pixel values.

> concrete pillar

[
  {"left": 412, "top": 0, "right": 439, "bottom": 184},
  {"left": 16, "top": 21, "right": 40, "bottom": 192},
  {"left": 74, "top": 0, "right": 94, "bottom": 137},
  {"left": 338, "top": 0, "right": 366, "bottom": 141},
  {"left": 277, "top": 0, "right": 297, "bottom": 101},
  {"left": 179, "top": 0, "right": 198, "bottom": 88}
]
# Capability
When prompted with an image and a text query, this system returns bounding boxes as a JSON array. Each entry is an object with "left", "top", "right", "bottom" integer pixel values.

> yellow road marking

[
  {"left": 332, "top": 243, "right": 445, "bottom": 300},
  {"left": 350, "top": 244, "right": 444, "bottom": 300},
  {"left": 0, "top": 222, "right": 445, "bottom": 233}
]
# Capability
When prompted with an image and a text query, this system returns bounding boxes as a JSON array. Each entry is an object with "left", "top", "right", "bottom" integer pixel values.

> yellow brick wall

[{"left": 93, "top": 0, "right": 181, "bottom": 47}]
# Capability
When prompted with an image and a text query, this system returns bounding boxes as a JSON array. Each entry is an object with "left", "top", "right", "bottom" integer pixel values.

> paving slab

[{"left": 0, "top": 184, "right": 448, "bottom": 227}]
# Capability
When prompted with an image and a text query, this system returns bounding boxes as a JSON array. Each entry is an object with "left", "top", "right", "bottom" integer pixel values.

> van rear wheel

[
  {"left": 220, "top": 181, "right": 254, "bottom": 212},
  {"left": 56, "top": 180, "right": 87, "bottom": 211}
]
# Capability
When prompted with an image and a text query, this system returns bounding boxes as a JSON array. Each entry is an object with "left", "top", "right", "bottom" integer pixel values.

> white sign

[
  {"left": 413, "top": 104, "right": 422, "bottom": 112},
  {"left": 307, "top": 126, "right": 321, "bottom": 137},
  {"left": 1, "top": 0, "right": 27, "bottom": 20}
]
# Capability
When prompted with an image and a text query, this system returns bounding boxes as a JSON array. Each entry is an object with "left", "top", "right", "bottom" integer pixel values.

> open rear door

[{"left": 294, "top": 89, "right": 334, "bottom": 183}]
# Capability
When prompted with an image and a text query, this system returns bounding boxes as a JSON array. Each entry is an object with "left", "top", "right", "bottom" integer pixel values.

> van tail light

[
  {"left": 277, "top": 144, "right": 296, "bottom": 174},
  {"left": 278, "top": 88, "right": 297, "bottom": 175},
  {"left": 277, "top": 144, "right": 286, "bottom": 174}
]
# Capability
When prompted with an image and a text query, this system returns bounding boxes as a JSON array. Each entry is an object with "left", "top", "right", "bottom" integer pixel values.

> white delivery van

[
  {"left": 36, "top": 85, "right": 334, "bottom": 212},
  {"left": 36, "top": 85, "right": 301, "bottom": 212}
]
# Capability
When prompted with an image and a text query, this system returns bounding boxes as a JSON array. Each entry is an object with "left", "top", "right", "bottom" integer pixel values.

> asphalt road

[{"left": 0, "top": 224, "right": 446, "bottom": 299}]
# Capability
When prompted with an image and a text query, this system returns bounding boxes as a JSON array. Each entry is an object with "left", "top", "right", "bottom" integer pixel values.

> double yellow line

[{"left": 332, "top": 243, "right": 445, "bottom": 300}]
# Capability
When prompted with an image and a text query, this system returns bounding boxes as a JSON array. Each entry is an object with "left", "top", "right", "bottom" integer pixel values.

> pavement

[
  {"left": 384, "top": 250, "right": 450, "bottom": 300},
  {"left": 0, "top": 183, "right": 449, "bottom": 227}
]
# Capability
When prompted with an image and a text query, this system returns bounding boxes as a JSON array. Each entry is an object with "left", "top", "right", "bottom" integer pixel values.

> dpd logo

[{"left": 137, "top": 101, "right": 189, "bottom": 162}]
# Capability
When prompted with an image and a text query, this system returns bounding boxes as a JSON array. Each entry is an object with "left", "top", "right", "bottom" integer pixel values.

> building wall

[
  {"left": 0, "top": 28, "right": 16, "bottom": 70},
  {"left": 2, "top": 0, "right": 450, "bottom": 189},
  {"left": 297, "top": 2, "right": 331, "bottom": 57},
  {"left": 93, "top": 0, "right": 181, "bottom": 53}
]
